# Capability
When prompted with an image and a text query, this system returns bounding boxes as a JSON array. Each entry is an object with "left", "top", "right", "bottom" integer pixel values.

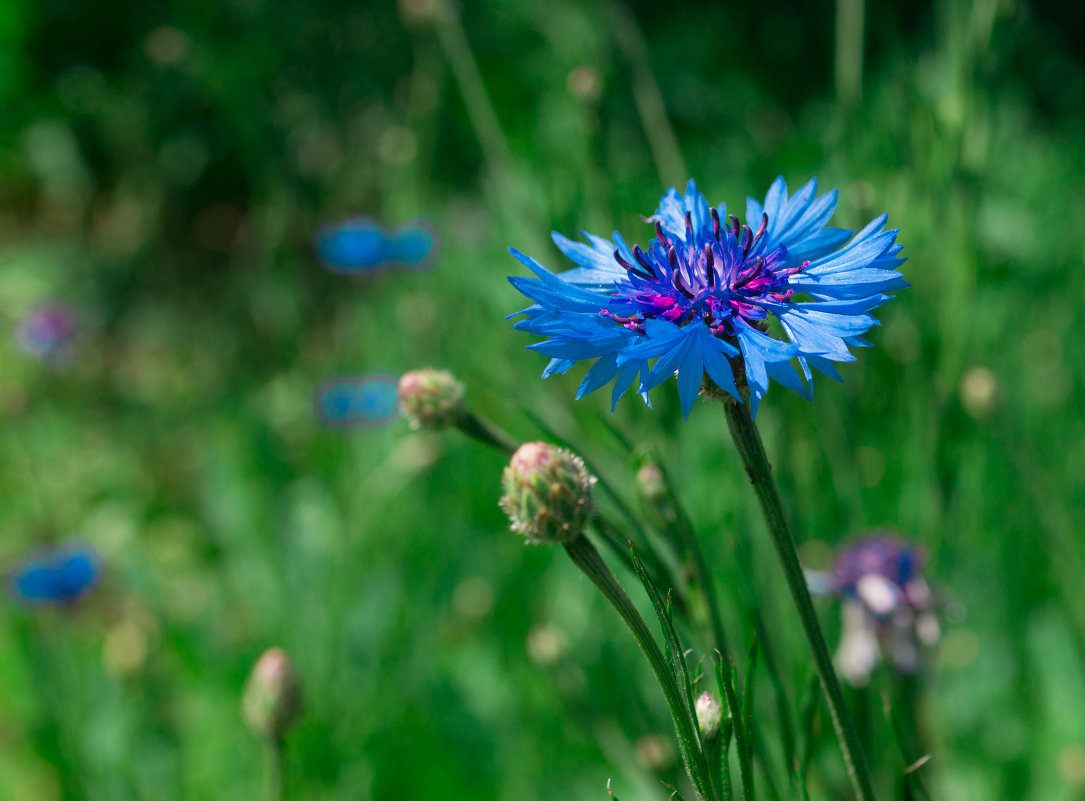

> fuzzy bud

[
  {"left": 499, "top": 442, "right": 595, "bottom": 544},
  {"left": 397, "top": 368, "right": 466, "bottom": 430},
  {"left": 242, "top": 648, "right": 302, "bottom": 739},
  {"left": 696, "top": 692, "right": 723, "bottom": 741}
]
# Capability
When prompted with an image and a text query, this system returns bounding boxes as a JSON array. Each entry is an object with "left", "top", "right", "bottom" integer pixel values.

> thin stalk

[
  {"left": 456, "top": 410, "right": 518, "bottom": 454},
  {"left": 564, "top": 535, "right": 714, "bottom": 801},
  {"left": 428, "top": 2, "right": 515, "bottom": 178},
  {"left": 716, "top": 659, "right": 754, "bottom": 801},
  {"left": 720, "top": 722, "right": 735, "bottom": 801},
  {"left": 267, "top": 736, "right": 285, "bottom": 801},
  {"left": 607, "top": 0, "right": 687, "bottom": 185},
  {"left": 834, "top": 0, "right": 865, "bottom": 106},
  {"left": 647, "top": 455, "right": 734, "bottom": 663},
  {"left": 719, "top": 397, "right": 877, "bottom": 801}
]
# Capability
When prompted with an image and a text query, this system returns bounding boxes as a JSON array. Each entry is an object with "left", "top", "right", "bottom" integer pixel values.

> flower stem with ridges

[{"left": 720, "top": 397, "right": 878, "bottom": 801}]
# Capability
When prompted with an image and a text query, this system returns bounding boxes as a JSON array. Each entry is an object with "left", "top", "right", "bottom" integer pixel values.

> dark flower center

[{"left": 604, "top": 207, "right": 808, "bottom": 338}]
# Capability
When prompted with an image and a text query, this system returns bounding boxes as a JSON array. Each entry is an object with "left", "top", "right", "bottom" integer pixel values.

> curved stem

[
  {"left": 720, "top": 398, "right": 878, "bottom": 801},
  {"left": 564, "top": 535, "right": 713, "bottom": 801}
]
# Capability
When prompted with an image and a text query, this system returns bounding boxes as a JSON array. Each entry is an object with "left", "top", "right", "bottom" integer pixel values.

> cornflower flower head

[{"left": 508, "top": 178, "right": 906, "bottom": 418}]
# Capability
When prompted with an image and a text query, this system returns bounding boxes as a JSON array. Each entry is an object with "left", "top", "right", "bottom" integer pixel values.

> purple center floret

[{"left": 602, "top": 208, "right": 806, "bottom": 339}]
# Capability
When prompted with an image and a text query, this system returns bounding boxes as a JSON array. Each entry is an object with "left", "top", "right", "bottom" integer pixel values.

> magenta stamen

[
  {"left": 741, "top": 225, "right": 753, "bottom": 260},
  {"left": 733, "top": 256, "right": 764, "bottom": 289},
  {"left": 710, "top": 207, "right": 721, "bottom": 241},
  {"left": 729, "top": 214, "right": 740, "bottom": 239},
  {"left": 655, "top": 221, "right": 669, "bottom": 247},
  {"left": 614, "top": 248, "right": 652, "bottom": 280},
  {"left": 704, "top": 243, "right": 715, "bottom": 287},
  {"left": 754, "top": 212, "right": 768, "bottom": 245},
  {"left": 631, "top": 244, "right": 656, "bottom": 276}
]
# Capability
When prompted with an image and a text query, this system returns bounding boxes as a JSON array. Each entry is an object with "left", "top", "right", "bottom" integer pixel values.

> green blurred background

[{"left": 1, "top": 0, "right": 1083, "bottom": 798}]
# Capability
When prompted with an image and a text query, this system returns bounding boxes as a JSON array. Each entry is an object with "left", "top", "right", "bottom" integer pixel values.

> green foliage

[{"left": 1, "top": 0, "right": 1084, "bottom": 799}]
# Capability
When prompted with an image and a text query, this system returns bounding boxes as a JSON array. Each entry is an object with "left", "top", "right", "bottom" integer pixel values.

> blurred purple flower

[
  {"left": 15, "top": 303, "right": 78, "bottom": 368},
  {"left": 809, "top": 534, "right": 940, "bottom": 686}
]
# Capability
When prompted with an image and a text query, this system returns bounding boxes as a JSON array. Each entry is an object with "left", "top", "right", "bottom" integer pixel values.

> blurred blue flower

[
  {"left": 8, "top": 543, "right": 101, "bottom": 606},
  {"left": 316, "top": 374, "right": 400, "bottom": 427},
  {"left": 15, "top": 303, "right": 78, "bottom": 368},
  {"left": 315, "top": 217, "right": 437, "bottom": 275},
  {"left": 508, "top": 179, "right": 906, "bottom": 418}
]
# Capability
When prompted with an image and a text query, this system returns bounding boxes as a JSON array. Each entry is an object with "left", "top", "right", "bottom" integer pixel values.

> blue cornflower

[{"left": 507, "top": 178, "right": 906, "bottom": 418}]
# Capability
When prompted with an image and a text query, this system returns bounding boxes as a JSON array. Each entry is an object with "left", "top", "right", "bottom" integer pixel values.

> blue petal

[
  {"left": 551, "top": 232, "right": 625, "bottom": 285},
  {"left": 577, "top": 354, "right": 621, "bottom": 399},
  {"left": 735, "top": 321, "right": 798, "bottom": 399},
  {"left": 612, "top": 360, "right": 643, "bottom": 410},
  {"left": 685, "top": 180, "right": 711, "bottom": 239},
  {"left": 653, "top": 186, "right": 687, "bottom": 238},
  {"left": 676, "top": 334, "right": 705, "bottom": 419},
  {"left": 701, "top": 341, "right": 741, "bottom": 402},
  {"left": 762, "top": 176, "right": 788, "bottom": 225},
  {"left": 787, "top": 227, "right": 852, "bottom": 262},
  {"left": 543, "top": 358, "right": 575, "bottom": 378}
]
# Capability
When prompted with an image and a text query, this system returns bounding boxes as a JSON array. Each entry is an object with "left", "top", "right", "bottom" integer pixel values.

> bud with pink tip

[
  {"left": 397, "top": 368, "right": 466, "bottom": 430},
  {"left": 242, "top": 648, "right": 302, "bottom": 739},
  {"left": 500, "top": 442, "right": 595, "bottom": 544}
]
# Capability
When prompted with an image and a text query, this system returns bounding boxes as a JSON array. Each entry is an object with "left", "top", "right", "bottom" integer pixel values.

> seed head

[{"left": 499, "top": 442, "right": 595, "bottom": 544}]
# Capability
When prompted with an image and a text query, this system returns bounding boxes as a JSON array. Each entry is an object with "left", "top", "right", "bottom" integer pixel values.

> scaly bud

[
  {"left": 242, "top": 648, "right": 302, "bottom": 739},
  {"left": 696, "top": 691, "right": 723, "bottom": 741},
  {"left": 499, "top": 442, "right": 595, "bottom": 544},
  {"left": 397, "top": 368, "right": 466, "bottom": 431}
]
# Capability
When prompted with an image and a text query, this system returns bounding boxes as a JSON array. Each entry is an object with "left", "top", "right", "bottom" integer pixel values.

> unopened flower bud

[
  {"left": 242, "top": 648, "right": 302, "bottom": 739},
  {"left": 499, "top": 442, "right": 595, "bottom": 544},
  {"left": 696, "top": 691, "right": 723, "bottom": 741},
  {"left": 397, "top": 368, "right": 465, "bottom": 430},
  {"left": 634, "top": 459, "right": 678, "bottom": 528},
  {"left": 635, "top": 463, "right": 667, "bottom": 505}
]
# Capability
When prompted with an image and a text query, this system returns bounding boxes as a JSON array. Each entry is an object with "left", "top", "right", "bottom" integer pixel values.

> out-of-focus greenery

[{"left": 0, "top": 0, "right": 1083, "bottom": 799}]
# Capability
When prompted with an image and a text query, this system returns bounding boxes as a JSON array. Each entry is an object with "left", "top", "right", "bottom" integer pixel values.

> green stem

[
  {"left": 267, "top": 736, "right": 285, "bottom": 801},
  {"left": 456, "top": 410, "right": 518, "bottom": 454},
  {"left": 563, "top": 535, "right": 713, "bottom": 801},
  {"left": 720, "top": 398, "right": 878, "bottom": 801}
]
